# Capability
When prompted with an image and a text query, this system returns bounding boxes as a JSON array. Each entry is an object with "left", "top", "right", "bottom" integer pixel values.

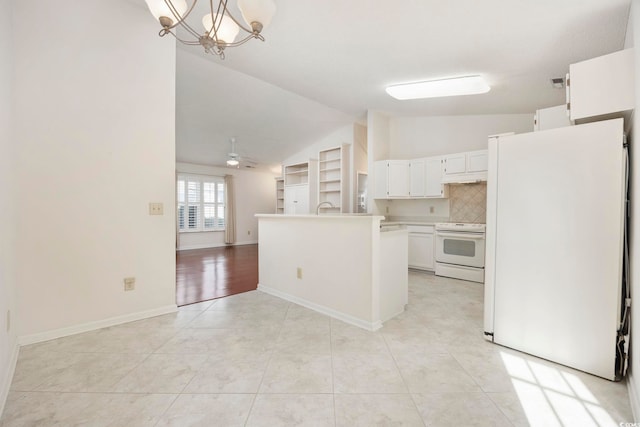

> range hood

[{"left": 441, "top": 171, "right": 487, "bottom": 184}]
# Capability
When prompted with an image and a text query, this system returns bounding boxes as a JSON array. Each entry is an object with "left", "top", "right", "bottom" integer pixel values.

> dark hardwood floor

[{"left": 176, "top": 244, "right": 258, "bottom": 307}]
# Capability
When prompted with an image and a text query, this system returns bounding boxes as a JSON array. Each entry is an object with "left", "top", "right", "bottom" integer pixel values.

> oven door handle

[{"left": 436, "top": 232, "right": 485, "bottom": 240}]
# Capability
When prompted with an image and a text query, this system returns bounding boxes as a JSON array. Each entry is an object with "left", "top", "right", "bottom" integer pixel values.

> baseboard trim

[
  {"left": 0, "top": 339, "right": 19, "bottom": 417},
  {"left": 628, "top": 374, "right": 639, "bottom": 422},
  {"left": 18, "top": 305, "right": 178, "bottom": 346},
  {"left": 177, "top": 241, "right": 258, "bottom": 251},
  {"left": 257, "top": 283, "right": 382, "bottom": 331}
]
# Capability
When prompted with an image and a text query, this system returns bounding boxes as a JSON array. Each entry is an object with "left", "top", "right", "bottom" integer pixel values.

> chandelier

[{"left": 144, "top": 0, "right": 276, "bottom": 59}]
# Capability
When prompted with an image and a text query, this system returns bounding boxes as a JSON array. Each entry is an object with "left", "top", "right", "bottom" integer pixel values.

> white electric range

[{"left": 434, "top": 223, "right": 486, "bottom": 283}]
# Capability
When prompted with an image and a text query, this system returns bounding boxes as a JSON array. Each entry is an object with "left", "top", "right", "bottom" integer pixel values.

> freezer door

[{"left": 488, "top": 118, "right": 625, "bottom": 380}]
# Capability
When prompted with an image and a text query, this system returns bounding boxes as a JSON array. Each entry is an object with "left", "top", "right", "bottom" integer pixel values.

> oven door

[{"left": 435, "top": 231, "right": 485, "bottom": 268}]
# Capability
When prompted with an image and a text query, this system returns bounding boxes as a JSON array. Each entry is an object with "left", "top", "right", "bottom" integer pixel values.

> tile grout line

[
  {"left": 380, "top": 327, "right": 427, "bottom": 427},
  {"left": 242, "top": 301, "right": 291, "bottom": 426},
  {"left": 329, "top": 318, "right": 337, "bottom": 427}
]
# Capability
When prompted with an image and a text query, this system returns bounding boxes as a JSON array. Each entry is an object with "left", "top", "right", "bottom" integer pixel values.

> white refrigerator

[{"left": 484, "top": 118, "right": 628, "bottom": 381}]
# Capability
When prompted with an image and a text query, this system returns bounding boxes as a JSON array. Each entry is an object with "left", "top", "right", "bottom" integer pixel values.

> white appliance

[
  {"left": 435, "top": 223, "right": 486, "bottom": 283},
  {"left": 484, "top": 118, "right": 628, "bottom": 381}
]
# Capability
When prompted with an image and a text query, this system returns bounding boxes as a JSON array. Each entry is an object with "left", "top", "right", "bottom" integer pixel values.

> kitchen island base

[{"left": 256, "top": 214, "right": 408, "bottom": 331}]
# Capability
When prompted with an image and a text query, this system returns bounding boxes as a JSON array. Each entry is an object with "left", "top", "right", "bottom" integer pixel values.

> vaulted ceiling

[{"left": 130, "top": 0, "right": 631, "bottom": 170}]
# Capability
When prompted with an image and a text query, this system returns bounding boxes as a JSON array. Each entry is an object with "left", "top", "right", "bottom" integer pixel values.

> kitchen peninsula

[{"left": 256, "top": 214, "right": 408, "bottom": 331}]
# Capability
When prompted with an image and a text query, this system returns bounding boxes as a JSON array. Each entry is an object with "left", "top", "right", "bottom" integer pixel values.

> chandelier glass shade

[{"left": 144, "top": 0, "right": 276, "bottom": 58}]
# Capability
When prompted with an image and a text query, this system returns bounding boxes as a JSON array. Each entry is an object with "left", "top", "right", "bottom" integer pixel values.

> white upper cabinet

[
  {"left": 375, "top": 157, "right": 447, "bottom": 199},
  {"left": 467, "top": 150, "right": 488, "bottom": 172},
  {"left": 424, "top": 156, "right": 447, "bottom": 198},
  {"left": 409, "top": 159, "right": 425, "bottom": 198},
  {"left": 567, "top": 48, "right": 635, "bottom": 123},
  {"left": 373, "top": 160, "right": 410, "bottom": 199},
  {"left": 534, "top": 105, "right": 573, "bottom": 131},
  {"left": 443, "top": 153, "right": 466, "bottom": 174},
  {"left": 442, "top": 150, "right": 488, "bottom": 183},
  {"left": 387, "top": 160, "right": 410, "bottom": 198}
]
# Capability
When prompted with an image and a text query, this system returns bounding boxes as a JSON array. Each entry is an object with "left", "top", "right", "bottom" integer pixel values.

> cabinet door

[
  {"left": 387, "top": 160, "right": 410, "bottom": 197},
  {"left": 467, "top": 150, "right": 488, "bottom": 172},
  {"left": 408, "top": 233, "right": 434, "bottom": 270},
  {"left": 424, "top": 157, "right": 444, "bottom": 197},
  {"left": 568, "top": 48, "right": 634, "bottom": 122},
  {"left": 409, "top": 159, "right": 425, "bottom": 197},
  {"left": 535, "top": 105, "right": 572, "bottom": 131},
  {"left": 374, "top": 161, "right": 389, "bottom": 199},
  {"left": 295, "top": 185, "right": 310, "bottom": 214},
  {"left": 284, "top": 186, "right": 297, "bottom": 214},
  {"left": 443, "top": 154, "right": 466, "bottom": 175},
  {"left": 284, "top": 185, "right": 309, "bottom": 214}
]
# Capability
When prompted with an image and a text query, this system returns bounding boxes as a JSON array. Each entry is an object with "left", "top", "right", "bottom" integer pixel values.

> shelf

[
  {"left": 320, "top": 179, "right": 341, "bottom": 184},
  {"left": 319, "top": 206, "right": 341, "bottom": 209},
  {"left": 320, "top": 190, "right": 340, "bottom": 193},
  {"left": 286, "top": 170, "right": 309, "bottom": 175},
  {"left": 320, "top": 167, "right": 341, "bottom": 172}
]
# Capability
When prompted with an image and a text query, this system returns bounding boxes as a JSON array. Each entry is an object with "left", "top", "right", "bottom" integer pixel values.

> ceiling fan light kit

[{"left": 144, "top": 0, "right": 276, "bottom": 59}]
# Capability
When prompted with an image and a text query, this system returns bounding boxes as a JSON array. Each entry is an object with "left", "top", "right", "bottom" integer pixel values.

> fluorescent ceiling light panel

[{"left": 386, "top": 75, "right": 490, "bottom": 100}]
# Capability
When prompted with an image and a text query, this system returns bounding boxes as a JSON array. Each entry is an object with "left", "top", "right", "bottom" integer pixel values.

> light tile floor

[{"left": 0, "top": 272, "right": 634, "bottom": 426}]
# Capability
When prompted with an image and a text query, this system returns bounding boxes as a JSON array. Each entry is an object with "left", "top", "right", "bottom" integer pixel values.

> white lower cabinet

[
  {"left": 407, "top": 225, "right": 435, "bottom": 270},
  {"left": 284, "top": 185, "right": 309, "bottom": 214}
]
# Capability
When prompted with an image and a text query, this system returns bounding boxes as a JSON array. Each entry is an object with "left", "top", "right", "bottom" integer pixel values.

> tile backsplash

[{"left": 448, "top": 183, "right": 487, "bottom": 224}]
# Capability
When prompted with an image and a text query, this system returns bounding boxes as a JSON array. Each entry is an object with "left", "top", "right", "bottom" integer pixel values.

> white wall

[
  {"left": 626, "top": 0, "right": 640, "bottom": 419},
  {"left": 389, "top": 114, "right": 534, "bottom": 159},
  {"left": 13, "top": 0, "right": 177, "bottom": 339},
  {"left": 352, "top": 123, "right": 368, "bottom": 212},
  {"left": 281, "top": 125, "right": 353, "bottom": 166},
  {"left": 386, "top": 199, "right": 450, "bottom": 220},
  {"left": 367, "top": 111, "right": 392, "bottom": 215},
  {"left": 176, "top": 163, "right": 277, "bottom": 250},
  {"left": 0, "top": 0, "right": 17, "bottom": 415}
]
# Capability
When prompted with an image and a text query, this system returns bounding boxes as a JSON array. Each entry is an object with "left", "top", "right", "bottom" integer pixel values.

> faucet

[{"left": 316, "top": 201, "right": 334, "bottom": 215}]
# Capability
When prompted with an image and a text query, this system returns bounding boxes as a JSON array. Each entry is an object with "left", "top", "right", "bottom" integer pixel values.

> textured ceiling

[{"left": 129, "top": 0, "right": 631, "bottom": 169}]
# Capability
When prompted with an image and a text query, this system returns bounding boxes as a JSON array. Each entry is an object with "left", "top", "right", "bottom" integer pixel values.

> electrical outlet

[
  {"left": 149, "top": 202, "right": 164, "bottom": 215},
  {"left": 296, "top": 268, "right": 303, "bottom": 279},
  {"left": 430, "top": 206, "right": 435, "bottom": 214},
  {"left": 6, "top": 310, "right": 10, "bottom": 332},
  {"left": 124, "top": 277, "right": 136, "bottom": 291}
]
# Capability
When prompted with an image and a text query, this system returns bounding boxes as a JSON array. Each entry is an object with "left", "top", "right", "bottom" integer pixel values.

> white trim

[
  {"left": 0, "top": 340, "right": 19, "bottom": 417},
  {"left": 177, "top": 240, "right": 258, "bottom": 251},
  {"left": 627, "top": 374, "right": 640, "bottom": 422},
  {"left": 258, "top": 283, "right": 383, "bottom": 331},
  {"left": 18, "top": 305, "right": 178, "bottom": 346}
]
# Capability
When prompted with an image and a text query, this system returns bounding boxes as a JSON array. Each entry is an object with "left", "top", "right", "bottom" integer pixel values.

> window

[{"left": 177, "top": 174, "right": 225, "bottom": 232}]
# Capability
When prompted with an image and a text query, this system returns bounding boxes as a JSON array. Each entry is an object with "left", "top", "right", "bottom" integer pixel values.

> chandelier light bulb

[
  {"left": 202, "top": 13, "right": 240, "bottom": 44},
  {"left": 145, "top": 0, "right": 187, "bottom": 26},
  {"left": 238, "top": 0, "right": 277, "bottom": 32}
]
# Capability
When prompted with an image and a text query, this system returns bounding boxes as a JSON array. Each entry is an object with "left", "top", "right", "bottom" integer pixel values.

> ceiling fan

[
  {"left": 226, "top": 137, "right": 258, "bottom": 168},
  {"left": 226, "top": 137, "right": 240, "bottom": 167}
]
